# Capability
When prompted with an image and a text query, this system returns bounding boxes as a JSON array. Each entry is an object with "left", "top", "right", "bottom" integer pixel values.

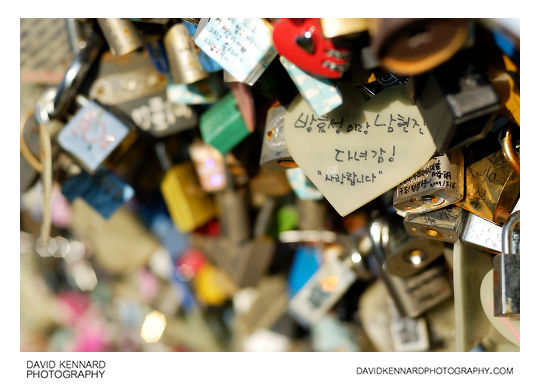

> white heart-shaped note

[{"left": 284, "top": 84, "right": 436, "bottom": 216}]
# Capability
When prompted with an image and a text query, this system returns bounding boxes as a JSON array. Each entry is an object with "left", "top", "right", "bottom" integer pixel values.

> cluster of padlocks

[{"left": 20, "top": 18, "right": 519, "bottom": 352}]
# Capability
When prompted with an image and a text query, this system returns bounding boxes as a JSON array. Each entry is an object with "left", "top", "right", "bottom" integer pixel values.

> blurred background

[{"left": 20, "top": 18, "right": 519, "bottom": 352}]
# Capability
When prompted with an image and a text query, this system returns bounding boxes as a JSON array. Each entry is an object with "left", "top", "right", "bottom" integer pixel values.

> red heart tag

[{"left": 272, "top": 18, "right": 350, "bottom": 79}]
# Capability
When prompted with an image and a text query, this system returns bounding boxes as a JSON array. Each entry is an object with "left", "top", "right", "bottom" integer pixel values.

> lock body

[
  {"left": 160, "top": 162, "right": 216, "bottom": 232},
  {"left": 393, "top": 150, "right": 464, "bottom": 213},
  {"left": 493, "top": 211, "right": 520, "bottom": 317},
  {"left": 411, "top": 49, "right": 500, "bottom": 153},
  {"left": 164, "top": 23, "right": 209, "bottom": 85},
  {"left": 200, "top": 92, "right": 251, "bottom": 154},
  {"left": 259, "top": 103, "right": 296, "bottom": 170},
  {"left": 189, "top": 141, "right": 227, "bottom": 192},
  {"left": 404, "top": 205, "right": 463, "bottom": 243},
  {"left": 98, "top": 18, "right": 143, "bottom": 57},
  {"left": 57, "top": 99, "right": 134, "bottom": 173}
]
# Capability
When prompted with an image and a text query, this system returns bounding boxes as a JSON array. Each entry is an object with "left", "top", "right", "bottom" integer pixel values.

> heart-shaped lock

[
  {"left": 284, "top": 84, "right": 437, "bottom": 216},
  {"left": 273, "top": 18, "right": 350, "bottom": 79}
]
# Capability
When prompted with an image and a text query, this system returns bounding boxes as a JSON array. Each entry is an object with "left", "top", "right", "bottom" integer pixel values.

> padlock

[
  {"left": 272, "top": 18, "right": 350, "bottom": 79},
  {"left": 404, "top": 205, "right": 463, "bottom": 243},
  {"left": 199, "top": 92, "right": 252, "bottom": 154},
  {"left": 145, "top": 39, "right": 170, "bottom": 75},
  {"left": 410, "top": 48, "right": 501, "bottom": 153},
  {"left": 61, "top": 167, "right": 135, "bottom": 219},
  {"left": 393, "top": 149, "right": 464, "bottom": 213},
  {"left": 194, "top": 18, "right": 277, "bottom": 85},
  {"left": 386, "top": 296, "right": 430, "bottom": 352},
  {"left": 229, "top": 82, "right": 256, "bottom": 133},
  {"left": 259, "top": 102, "right": 296, "bottom": 170},
  {"left": 56, "top": 96, "right": 136, "bottom": 174},
  {"left": 493, "top": 211, "right": 520, "bottom": 317},
  {"left": 164, "top": 22, "right": 209, "bottom": 85},
  {"left": 455, "top": 148, "right": 519, "bottom": 223},
  {"left": 369, "top": 18, "right": 470, "bottom": 75},
  {"left": 487, "top": 55, "right": 520, "bottom": 126},
  {"left": 155, "top": 143, "right": 216, "bottom": 233},
  {"left": 380, "top": 215, "right": 445, "bottom": 278},
  {"left": 368, "top": 218, "right": 452, "bottom": 318},
  {"left": 90, "top": 62, "right": 198, "bottom": 137},
  {"left": 189, "top": 140, "right": 227, "bottom": 192},
  {"left": 216, "top": 188, "right": 251, "bottom": 245},
  {"left": 97, "top": 19, "right": 144, "bottom": 57},
  {"left": 279, "top": 56, "right": 343, "bottom": 116}
]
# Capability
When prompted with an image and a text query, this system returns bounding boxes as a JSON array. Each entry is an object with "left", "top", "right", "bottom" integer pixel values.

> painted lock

[{"left": 273, "top": 18, "right": 350, "bottom": 79}]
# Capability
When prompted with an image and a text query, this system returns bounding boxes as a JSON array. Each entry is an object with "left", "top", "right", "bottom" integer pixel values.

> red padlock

[{"left": 272, "top": 18, "right": 350, "bottom": 79}]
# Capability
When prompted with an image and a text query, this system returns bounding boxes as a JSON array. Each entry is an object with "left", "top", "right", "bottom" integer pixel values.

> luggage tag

[
  {"left": 61, "top": 167, "right": 134, "bottom": 219},
  {"left": 284, "top": 83, "right": 437, "bottom": 216},
  {"left": 279, "top": 56, "right": 343, "bottom": 116},
  {"left": 272, "top": 18, "right": 350, "bottom": 79},
  {"left": 194, "top": 18, "right": 278, "bottom": 85}
]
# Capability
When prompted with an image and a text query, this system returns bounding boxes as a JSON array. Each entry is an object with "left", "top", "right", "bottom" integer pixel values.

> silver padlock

[
  {"left": 368, "top": 218, "right": 452, "bottom": 318},
  {"left": 393, "top": 149, "right": 464, "bottom": 214},
  {"left": 259, "top": 103, "right": 296, "bottom": 170},
  {"left": 493, "top": 210, "right": 520, "bottom": 317},
  {"left": 97, "top": 18, "right": 143, "bottom": 57},
  {"left": 164, "top": 23, "right": 209, "bottom": 85}
]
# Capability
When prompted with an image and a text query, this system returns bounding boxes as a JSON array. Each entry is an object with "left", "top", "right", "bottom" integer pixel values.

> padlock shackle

[{"left": 502, "top": 210, "right": 520, "bottom": 255}]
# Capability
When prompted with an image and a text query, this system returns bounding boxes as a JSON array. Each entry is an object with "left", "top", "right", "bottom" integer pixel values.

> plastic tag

[
  {"left": 194, "top": 18, "right": 277, "bottom": 85},
  {"left": 284, "top": 84, "right": 436, "bottom": 216}
]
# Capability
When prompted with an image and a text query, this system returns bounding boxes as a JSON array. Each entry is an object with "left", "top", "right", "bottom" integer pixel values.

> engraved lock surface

[
  {"left": 97, "top": 18, "right": 144, "bottom": 57},
  {"left": 458, "top": 211, "right": 520, "bottom": 254},
  {"left": 164, "top": 23, "right": 209, "bottom": 85},
  {"left": 259, "top": 103, "right": 296, "bottom": 170},
  {"left": 411, "top": 49, "right": 500, "bottom": 153},
  {"left": 369, "top": 18, "right": 470, "bottom": 76},
  {"left": 273, "top": 18, "right": 350, "bottom": 79},
  {"left": 57, "top": 98, "right": 132, "bottom": 173},
  {"left": 493, "top": 210, "right": 520, "bottom": 317},
  {"left": 393, "top": 150, "right": 464, "bottom": 213},
  {"left": 404, "top": 205, "right": 463, "bottom": 243},
  {"left": 368, "top": 218, "right": 452, "bottom": 318}
]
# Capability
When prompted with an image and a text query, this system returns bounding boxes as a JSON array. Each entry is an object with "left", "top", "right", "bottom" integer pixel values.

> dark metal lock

[
  {"left": 216, "top": 188, "right": 251, "bottom": 245},
  {"left": 369, "top": 18, "right": 470, "bottom": 76},
  {"left": 297, "top": 199, "right": 326, "bottom": 231},
  {"left": 272, "top": 18, "right": 351, "bottom": 79},
  {"left": 380, "top": 216, "right": 444, "bottom": 278},
  {"left": 368, "top": 218, "right": 452, "bottom": 318},
  {"left": 393, "top": 149, "right": 464, "bottom": 214},
  {"left": 164, "top": 22, "right": 209, "bottom": 85},
  {"left": 361, "top": 72, "right": 409, "bottom": 100},
  {"left": 493, "top": 210, "right": 520, "bottom": 317},
  {"left": 97, "top": 19, "right": 143, "bottom": 57},
  {"left": 410, "top": 48, "right": 501, "bottom": 153}
]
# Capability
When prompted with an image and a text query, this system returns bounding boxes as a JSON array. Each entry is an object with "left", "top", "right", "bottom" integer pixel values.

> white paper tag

[{"left": 284, "top": 84, "right": 437, "bottom": 216}]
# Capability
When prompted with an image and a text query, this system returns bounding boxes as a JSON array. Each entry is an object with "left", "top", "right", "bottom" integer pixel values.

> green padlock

[{"left": 199, "top": 92, "right": 251, "bottom": 154}]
